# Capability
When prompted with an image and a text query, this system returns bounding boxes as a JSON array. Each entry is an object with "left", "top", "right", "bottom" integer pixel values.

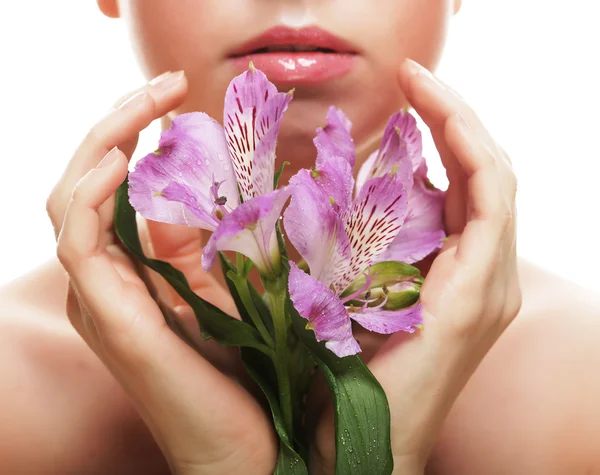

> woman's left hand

[
  {"left": 51, "top": 75, "right": 277, "bottom": 475},
  {"left": 313, "top": 58, "right": 522, "bottom": 474}
]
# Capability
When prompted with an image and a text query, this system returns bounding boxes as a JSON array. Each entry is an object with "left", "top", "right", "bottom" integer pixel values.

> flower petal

[
  {"left": 333, "top": 172, "right": 409, "bottom": 293},
  {"left": 129, "top": 112, "right": 238, "bottom": 230},
  {"left": 284, "top": 170, "right": 351, "bottom": 287},
  {"left": 314, "top": 106, "right": 356, "bottom": 169},
  {"left": 313, "top": 155, "right": 355, "bottom": 217},
  {"left": 224, "top": 68, "right": 292, "bottom": 200},
  {"left": 288, "top": 262, "right": 361, "bottom": 357},
  {"left": 378, "top": 163, "right": 446, "bottom": 264},
  {"left": 202, "top": 188, "right": 291, "bottom": 273},
  {"left": 355, "top": 150, "right": 377, "bottom": 200},
  {"left": 349, "top": 303, "right": 423, "bottom": 335},
  {"left": 160, "top": 181, "right": 219, "bottom": 228},
  {"left": 355, "top": 111, "right": 422, "bottom": 195}
]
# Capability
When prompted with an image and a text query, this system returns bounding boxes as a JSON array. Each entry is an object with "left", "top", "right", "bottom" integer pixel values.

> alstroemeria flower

[
  {"left": 356, "top": 111, "right": 446, "bottom": 264},
  {"left": 285, "top": 109, "right": 434, "bottom": 357},
  {"left": 128, "top": 67, "right": 293, "bottom": 275}
]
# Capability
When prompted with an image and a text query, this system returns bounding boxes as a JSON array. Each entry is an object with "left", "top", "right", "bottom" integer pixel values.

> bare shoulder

[
  {"left": 0, "top": 260, "right": 168, "bottom": 474},
  {"left": 429, "top": 260, "right": 600, "bottom": 475}
]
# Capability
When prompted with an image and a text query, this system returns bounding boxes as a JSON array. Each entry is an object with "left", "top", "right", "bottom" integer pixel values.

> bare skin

[
  {"left": 2, "top": 258, "right": 600, "bottom": 474},
  {"left": 1, "top": 0, "right": 600, "bottom": 473}
]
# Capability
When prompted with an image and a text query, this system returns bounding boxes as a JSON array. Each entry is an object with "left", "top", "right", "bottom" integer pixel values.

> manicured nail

[
  {"left": 149, "top": 70, "right": 185, "bottom": 90},
  {"left": 98, "top": 147, "right": 120, "bottom": 168},
  {"left": 405, "top": 59, "right": 441, "bottom": 85},
  {"left": 118, "top": 91, "right": 148, "bottom": 110},
  {"left": 455, "top": 113, "right": 471, "bottom": 130}
]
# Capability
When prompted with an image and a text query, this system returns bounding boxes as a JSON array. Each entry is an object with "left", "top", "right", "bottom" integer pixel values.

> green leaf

[
  {"left": 242, "top": 348, "right": 309, "bottom": 475},
  {"left": 114, "top": 178, "right": 271, "bottom": 355},
  {"left": 289, "top": 304, "right": 394, "bottom": 475}
]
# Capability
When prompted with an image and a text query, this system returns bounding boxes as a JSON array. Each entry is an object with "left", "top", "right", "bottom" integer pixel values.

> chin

[
  {"left": 275, "top": 100, "right": 333, "bottom": 169},
  {"left": 275, "top": 126, "right": 319, "bottom": 174}
]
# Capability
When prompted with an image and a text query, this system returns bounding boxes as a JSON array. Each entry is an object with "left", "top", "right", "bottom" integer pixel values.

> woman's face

[{"left": 102, "top": 0, "right": 459, "bottom": 165}]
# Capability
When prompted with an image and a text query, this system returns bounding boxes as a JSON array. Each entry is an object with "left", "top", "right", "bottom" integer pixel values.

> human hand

[
  {"left": 47, "top": 71, "right": 277, "bottom": 475},
  {"left": 313, "top": 59, "right": 522, "bottom": 474}
]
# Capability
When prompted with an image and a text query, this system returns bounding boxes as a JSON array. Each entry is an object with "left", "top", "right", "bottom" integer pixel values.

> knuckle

[
  {"left": 112, "top": 91, "right": 133, "bottom": 110},
  {"left": 56, "top": 236, "right": 75, "bottom": 269},
  {"left": 70, "top": 176, "right": 88, "bottom": 204},
  {"left": 505, "top": 283, "right": 523, "bottom": 323},
  {"left": 84, "top": 124, "right": 105, "bottom": 149},
  {"left": 45, "top": 188, "right": 59, "bottom": 220},
  {"left": 112, "top": 86, "right": 148, "bottom": 110}
]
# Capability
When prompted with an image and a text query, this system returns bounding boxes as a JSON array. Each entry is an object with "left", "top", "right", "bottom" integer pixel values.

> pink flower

[
  {"left": 286, "top": 109, "right": 444, "bottom": 357},
  {"left": 128, "top": 66, "right": 292, "bottom": 275}
]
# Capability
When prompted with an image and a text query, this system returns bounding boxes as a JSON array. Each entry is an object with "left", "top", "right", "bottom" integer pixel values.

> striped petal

[
  {"left": 333, "top": 172, "right": 409, "bottom": 294},
  {"left": 288, "top": 262, "right": 361, "bottom": 358},
  {"left": 355, "top": 111, "right": 422, "bottom": 195},
  {"left": 377, "top": 162, "right": 446, "bottom": 264},
  {"left": 224, "top": 67, "right": 292, "bottom": 201}
]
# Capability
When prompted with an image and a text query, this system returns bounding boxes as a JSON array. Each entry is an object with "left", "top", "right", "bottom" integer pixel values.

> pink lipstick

[{"left": 228, "top": 26, "right": 358, "bottom": 84}]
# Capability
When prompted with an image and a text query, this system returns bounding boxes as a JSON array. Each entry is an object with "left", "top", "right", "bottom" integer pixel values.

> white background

[{"left": 0, "top": 1, "right": 599, "bottom": 290}]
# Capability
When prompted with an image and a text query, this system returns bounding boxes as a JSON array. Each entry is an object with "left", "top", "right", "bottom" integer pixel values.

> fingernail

[
  {"left": 149, "top": 70, "right": 185, "bottom": 90},
  {"left": 405, "top": 59, "right": 441, "bottom": 86},
  {"left": 455, "top": 113, "right": 471, "bottom": 130},
  {"left": 98, "top": 147, "right": 120, "bottom": 168},
  {"left": 118, "top": 91, "right": 148, "bottom": 110}
]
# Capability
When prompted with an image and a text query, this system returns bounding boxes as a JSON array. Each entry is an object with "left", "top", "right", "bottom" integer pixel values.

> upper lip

[{"left": 228, "top": 26, "right": 358, "bottom": 57}]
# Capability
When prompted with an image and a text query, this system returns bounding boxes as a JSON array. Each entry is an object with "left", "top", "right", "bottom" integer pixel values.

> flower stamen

[
  {"left": 340, "top": 270, "right": 379, "bottom": 304},
  {"left": 211, "top": 175, "right": 232, "bottom": 218}
]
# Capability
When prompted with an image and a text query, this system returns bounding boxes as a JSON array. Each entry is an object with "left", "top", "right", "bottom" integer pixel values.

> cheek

[
  {"left": 337, "top": 0, "right": 452, "bottom": 149},
  {"left": 376, "top": 0, "right": 452, "bottom": 70},
  {"left": 119, "top": 0, "right": 247, "bottom": 118}
]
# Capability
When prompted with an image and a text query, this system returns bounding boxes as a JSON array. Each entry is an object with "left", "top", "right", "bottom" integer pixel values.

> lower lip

[{"left": 229, "top": 52, "right": 357, "bottom": 84}]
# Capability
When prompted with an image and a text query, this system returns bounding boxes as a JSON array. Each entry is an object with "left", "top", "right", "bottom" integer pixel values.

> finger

[
  {"left": 47, "top": 70, "right": 188, "bottom": 238},
  {"left": 399, "top": 59, "right": 517, "bottom": 184},
  {"left": 398, "top": 59, "right": 492, "bottom": 148},
  {"left": 57, "top": 147, "right": 152, "bottom": 342},
  {"left": 398, "top": 59, "right": 516, "bottom": 239},
  {"left": 143, "top": 220, "right": 237, "bottom": 314},
  {"left": 444, "top": 115, "right": 514, "bottom": 269},
  {"left": 56, "top": 154, "right": 273, "bottom": 463}
]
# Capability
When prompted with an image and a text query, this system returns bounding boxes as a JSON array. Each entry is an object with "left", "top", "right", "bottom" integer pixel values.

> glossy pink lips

[{"left": 228, "top": 26, "right": 358, "bottom": 84}]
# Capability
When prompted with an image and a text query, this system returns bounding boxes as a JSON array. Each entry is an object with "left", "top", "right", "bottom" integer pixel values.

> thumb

[{"left": 141, "top": 218, "right": 237, "bottom": 315}]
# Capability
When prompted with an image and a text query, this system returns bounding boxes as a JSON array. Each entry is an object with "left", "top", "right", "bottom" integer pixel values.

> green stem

[
  {"left": 264, "top": 277, "right": 294, "bottom": 437},
  {"left": 228, "top": 271, "right": 275, "bottom": 348}
]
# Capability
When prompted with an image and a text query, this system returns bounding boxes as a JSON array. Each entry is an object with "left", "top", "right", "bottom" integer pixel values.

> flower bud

[{"left": 341, "top": 261, "right": 422, "bottom": 310}]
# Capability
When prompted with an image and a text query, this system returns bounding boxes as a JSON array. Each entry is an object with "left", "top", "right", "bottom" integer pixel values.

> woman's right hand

[
  {"left": 46, "top": 71, "right": 277, "bottom": 475},
  {"left": 311, "top": 59, "right": 522, "bottom": 474}
]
